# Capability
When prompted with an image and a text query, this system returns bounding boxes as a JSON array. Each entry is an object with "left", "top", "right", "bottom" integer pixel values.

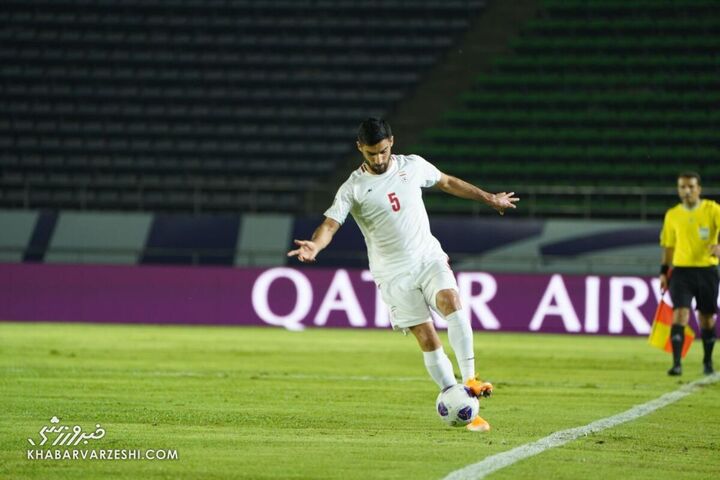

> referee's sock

[
  {"left": 670, "top": 324, "right": 685, "bottom": 367},
  {"left": 701, "top": 327, "right": 716, "bottom": 364}
]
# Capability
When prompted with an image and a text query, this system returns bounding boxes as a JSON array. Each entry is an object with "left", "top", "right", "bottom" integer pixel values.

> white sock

[
  {"left": 422, "top": 347, "right": 457, "bottom": 390},
  {"left": 446, "top": 310, "right": 476, "bottom": 382}
]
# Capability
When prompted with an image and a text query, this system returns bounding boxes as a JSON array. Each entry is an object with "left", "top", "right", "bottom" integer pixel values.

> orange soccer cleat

[
  {"left": 465, "top": 378, "right": 493, "bottom": 398},
  {"left": 466, "top": 415, "right": 491, "bottom": 432}
]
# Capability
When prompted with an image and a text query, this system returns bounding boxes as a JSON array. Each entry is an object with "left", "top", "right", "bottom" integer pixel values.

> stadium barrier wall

[
  {"left": 0, "top": 209, "right": 662, "bottom": 275},
  {"left": 3, "top": 263, "right": 716, "bottom": 335}
]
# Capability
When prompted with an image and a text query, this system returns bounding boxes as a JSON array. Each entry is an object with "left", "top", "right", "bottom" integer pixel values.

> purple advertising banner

[{"left": 1, "top": 263, "right": 713, "bottom": 335}]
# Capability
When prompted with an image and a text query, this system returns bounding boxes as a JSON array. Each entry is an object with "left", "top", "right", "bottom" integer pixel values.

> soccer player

[
  {"left": 659, "top": 172, "right": 720, "bottom": 376},
  {"left": 287, "top": 118, "right": 519, "bottom": 431}
]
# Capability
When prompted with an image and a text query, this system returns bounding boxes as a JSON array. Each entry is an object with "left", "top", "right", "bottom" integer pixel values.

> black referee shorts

[{"left": 669, "top": 266, "right": 720, "bottom": 314}]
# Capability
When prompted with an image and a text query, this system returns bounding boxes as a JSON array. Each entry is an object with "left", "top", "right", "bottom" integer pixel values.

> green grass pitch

[{"left": 1, "top": 322, "right": 718, "bottom": 479}]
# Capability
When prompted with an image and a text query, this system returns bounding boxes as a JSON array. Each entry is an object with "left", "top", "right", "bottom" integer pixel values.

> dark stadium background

[
  {"left": 3, "top": 2, "right": 720, "bottom": 479},
  {"left": 1, "top": 1, "right": 718, "bottom": 330}
]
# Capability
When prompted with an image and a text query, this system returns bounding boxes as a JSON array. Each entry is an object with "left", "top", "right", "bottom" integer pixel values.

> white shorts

[{"left": 377, "top": 258, "right": 459, "bottom": 330}]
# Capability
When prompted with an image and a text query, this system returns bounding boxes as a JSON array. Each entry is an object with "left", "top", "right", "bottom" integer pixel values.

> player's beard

[{"left": 365, "top": 159, "right": 389, "bottom": 174}]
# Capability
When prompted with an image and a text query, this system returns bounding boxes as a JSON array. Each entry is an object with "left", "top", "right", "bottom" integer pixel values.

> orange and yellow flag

[{"left": 647, "top": 294, "right": 694, "bottom": 358}]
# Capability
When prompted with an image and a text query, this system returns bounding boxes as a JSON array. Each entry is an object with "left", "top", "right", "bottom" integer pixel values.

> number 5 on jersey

[{"left": 388, "top": 192, "right": 401, "bottom": 212}]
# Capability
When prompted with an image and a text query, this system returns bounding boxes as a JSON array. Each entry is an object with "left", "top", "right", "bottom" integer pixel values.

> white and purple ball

[{"left": 436, "top": 384, "right": 480, "bottom": 427}]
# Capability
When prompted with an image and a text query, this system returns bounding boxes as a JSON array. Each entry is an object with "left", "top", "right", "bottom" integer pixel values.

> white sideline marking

[{"left": 443, "top": 373, "right": 720, "bottom": 480}]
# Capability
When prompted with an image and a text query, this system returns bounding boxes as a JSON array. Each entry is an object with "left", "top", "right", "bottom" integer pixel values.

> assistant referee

[{"left": 660, "top": 172, "right": 720, "bottom": 376}]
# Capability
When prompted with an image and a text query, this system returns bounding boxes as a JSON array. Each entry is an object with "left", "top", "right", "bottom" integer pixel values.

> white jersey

[{"left": 324, "top": 154, "right": 447, "bottom": 283}]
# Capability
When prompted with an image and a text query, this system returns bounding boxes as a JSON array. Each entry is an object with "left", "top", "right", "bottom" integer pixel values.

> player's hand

[
  {"left": 491, "top": 192, "right": 520, "bottom": 215},
  {"left": 287, "top": 239, "right": 319, "bottom": 263},
  {"left": 710, "top": 244, "right": 720, "bottom": 258}
]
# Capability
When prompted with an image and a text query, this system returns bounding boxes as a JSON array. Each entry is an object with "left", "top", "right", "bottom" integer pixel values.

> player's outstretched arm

[
  {"left": 287, "top": 217, "right": 341, "bottom": 263},
  {"left": 436, "top": 172, "right": 519, "bottom": 215}
]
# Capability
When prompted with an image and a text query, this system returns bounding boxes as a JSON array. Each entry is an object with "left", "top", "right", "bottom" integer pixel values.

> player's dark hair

[
  {"left": 678, "top": 171, "right": 701, "bottom": 184},
  {"left": 357, "top": 117, "right": 392, "bottom": 146}
]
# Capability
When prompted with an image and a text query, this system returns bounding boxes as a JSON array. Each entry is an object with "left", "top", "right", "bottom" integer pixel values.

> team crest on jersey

[{"left": 398, "top": 170, "right": 408, "bottom": 183}]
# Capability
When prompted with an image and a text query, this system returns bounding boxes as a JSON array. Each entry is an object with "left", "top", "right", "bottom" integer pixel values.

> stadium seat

[
  {"left": 0, "top": 0, "right": 486, "bottom": 212},
  {"left": 416, "top": 0, "right": 720, "bottom": 218}
]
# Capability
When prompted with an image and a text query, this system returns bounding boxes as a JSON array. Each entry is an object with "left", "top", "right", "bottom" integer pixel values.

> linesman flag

[{"left": 647, "top": 292, "right": 694, "bottom": 358}]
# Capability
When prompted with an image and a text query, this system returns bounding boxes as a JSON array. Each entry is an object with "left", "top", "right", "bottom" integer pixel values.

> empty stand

[
  {"left": 417, "top": 0, "right": 720, "bottom": 218},
  {"left": 0, "top": 0, "right": 485, "bottom": 212}
]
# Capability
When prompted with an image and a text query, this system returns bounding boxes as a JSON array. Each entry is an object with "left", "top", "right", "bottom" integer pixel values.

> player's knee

[{"left": 435, "top": 289, "right": 461, "bottom": 316}]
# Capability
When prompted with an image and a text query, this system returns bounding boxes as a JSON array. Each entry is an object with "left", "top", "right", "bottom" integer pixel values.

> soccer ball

[{"left": 436, "top": 384, "right": 479, "bottom": 427}]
